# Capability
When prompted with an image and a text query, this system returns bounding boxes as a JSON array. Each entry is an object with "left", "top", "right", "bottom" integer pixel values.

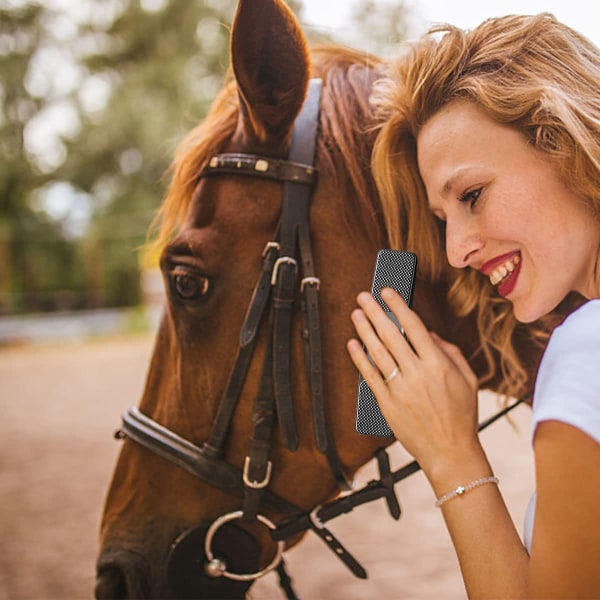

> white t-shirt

[{"left": 523, "top": 299, "right": 600, "bottom": 553}]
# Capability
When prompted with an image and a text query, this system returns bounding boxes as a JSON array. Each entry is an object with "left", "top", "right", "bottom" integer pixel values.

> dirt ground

[{"left": 0, "top": 334, "right": 535, "bottom": 600}]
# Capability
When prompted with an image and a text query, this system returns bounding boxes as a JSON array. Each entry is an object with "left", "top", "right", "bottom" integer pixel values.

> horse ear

[{"left": 231, "top": 0, "right": 310, "bottom": 143}]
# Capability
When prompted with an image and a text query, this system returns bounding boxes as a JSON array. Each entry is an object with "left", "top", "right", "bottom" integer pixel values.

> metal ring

[
  {"left": 384, "top": 367, "right": 400, "bottom": 384},
  {"left": 204, "top": 511, "right": 284, "bottom": 582}
]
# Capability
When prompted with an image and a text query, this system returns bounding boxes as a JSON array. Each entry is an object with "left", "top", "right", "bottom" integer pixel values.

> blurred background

[
  {"left": 0, "top": 0, "right": 594, "bottom": 598},
  {"left": 0, "top": 0, "right": 415, "bottom": 342},
  {"left": 1, "top": 0, "right": 598, "bottom": 339}
]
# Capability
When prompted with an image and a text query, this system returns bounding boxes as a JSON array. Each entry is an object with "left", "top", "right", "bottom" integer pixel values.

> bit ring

[{"left": 204, "top": 511, "right": 284, "bottom": 581}]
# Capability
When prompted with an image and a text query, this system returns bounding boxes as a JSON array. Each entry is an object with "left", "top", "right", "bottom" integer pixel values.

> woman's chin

[
  {"left": 512, "top": 306, "right": 538, "bottom": 324},
  {"left": 511, "top": 296, "right": 560, "bottom": 324}
]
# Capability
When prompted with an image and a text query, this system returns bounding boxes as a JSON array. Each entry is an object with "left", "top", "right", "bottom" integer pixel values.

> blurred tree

[
  {"left": 0, "top": 0, "right": 244, "bottom": 312},
  {"left": 0, "top": 2, "right": 55, "bottom": 313},
  {"left": 61, "top": 0, "right": 243, "bottom": 310}
]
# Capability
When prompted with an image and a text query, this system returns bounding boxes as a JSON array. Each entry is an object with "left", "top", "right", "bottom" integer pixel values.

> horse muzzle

[
  {"left": 95, "top": 519, "right": 267, "bottom": 599},
  {"left": 166, "top": 519, "right": 264, "bottom": 599},
  {"left": 95, "top": 548, "right": 151, "bottom": 599}
]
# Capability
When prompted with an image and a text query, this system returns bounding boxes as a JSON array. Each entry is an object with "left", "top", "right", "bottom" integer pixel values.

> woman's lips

[
  {"left": 480, "top": 252, "right": 522, "bottom": 297},
  {"left": 496, "top": 256, "right": 521, "bottom": 297}
]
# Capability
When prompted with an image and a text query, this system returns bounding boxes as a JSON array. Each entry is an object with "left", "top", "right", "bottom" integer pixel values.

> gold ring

[{"left": 385, "top": 367, "right": 399, "bottom": 384}]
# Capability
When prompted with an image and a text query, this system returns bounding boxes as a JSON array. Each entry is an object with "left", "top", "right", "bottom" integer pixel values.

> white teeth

[{"left": 489, "top": 254, "right": 520, "bottom": 286}]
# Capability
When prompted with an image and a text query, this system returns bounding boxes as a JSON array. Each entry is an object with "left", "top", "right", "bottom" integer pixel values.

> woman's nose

[{"left": 445, "top": 220, "right": 483, "bottom": 269}]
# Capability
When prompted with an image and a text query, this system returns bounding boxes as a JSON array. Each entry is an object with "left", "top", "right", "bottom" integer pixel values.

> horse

[{"left": 95, "top": 1, "right": 543, "bottom": 598}]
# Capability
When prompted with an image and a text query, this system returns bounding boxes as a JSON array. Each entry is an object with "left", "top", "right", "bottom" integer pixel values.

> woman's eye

[
  {"left": 170, "top": 269, "right": 210, "bottom": 301},
  {"left": 458, "top": 188, "right": 482, "bottom": 208}
]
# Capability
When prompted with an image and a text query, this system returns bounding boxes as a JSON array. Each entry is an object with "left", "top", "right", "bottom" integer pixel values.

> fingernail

[{"left": 382, "top": 287, "right": 401, "bottom": 301}]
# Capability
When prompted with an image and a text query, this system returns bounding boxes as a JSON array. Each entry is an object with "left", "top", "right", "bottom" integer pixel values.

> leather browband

[{"left": 201, "top": 153, "right": 317, "bottom": 186}]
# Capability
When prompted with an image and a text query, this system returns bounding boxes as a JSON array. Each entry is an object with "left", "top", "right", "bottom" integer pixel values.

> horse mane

[
  {"left": 152, "top": 44, "right": 388, "bottom": 249},
  {"left": 311, "top": 45, "right": 387, "bottom": 246}
]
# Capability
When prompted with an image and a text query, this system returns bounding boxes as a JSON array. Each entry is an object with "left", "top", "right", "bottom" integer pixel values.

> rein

[{"left": 116, "top": 78, "right": 526, "bottom": 599}]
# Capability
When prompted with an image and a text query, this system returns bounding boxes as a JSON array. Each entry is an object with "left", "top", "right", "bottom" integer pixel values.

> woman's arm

[
  {"left": 432, "top": 460, "right": 530, "bottom": 599},
  {"left": 529, "top": 421, "right": 600, "bottom": 599},
  {"left": 436, "top": 421, "right": 600, "bottom": 600}
]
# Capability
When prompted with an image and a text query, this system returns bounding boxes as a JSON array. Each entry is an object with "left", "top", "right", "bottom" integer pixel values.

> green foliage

[{"left": 0, "top": 0, "right": 240, "bottom": 313}]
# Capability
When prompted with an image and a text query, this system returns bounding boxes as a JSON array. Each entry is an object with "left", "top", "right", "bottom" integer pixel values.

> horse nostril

[{"left": 95, "top": 565, "right": 128, "bottom": 600}]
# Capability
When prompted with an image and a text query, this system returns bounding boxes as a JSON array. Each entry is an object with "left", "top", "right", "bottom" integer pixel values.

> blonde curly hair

[{"left": 371, "top": 13, "right": 599, "bottom": 398}]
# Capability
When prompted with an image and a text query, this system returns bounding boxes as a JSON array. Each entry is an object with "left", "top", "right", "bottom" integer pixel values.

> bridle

[{"left": 115, "top": 78, "right": 525, "bottom": 599}]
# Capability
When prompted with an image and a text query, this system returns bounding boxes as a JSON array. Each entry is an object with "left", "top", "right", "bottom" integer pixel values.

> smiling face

[{"left": 417, "top": 100, "right": 600, "bottom": 323}]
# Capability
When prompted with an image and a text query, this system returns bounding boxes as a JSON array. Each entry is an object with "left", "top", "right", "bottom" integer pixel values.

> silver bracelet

[{"left": 434, "top": 476, "right": 499, "bottom": 508}]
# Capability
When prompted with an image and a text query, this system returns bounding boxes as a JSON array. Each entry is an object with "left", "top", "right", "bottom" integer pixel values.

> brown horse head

[{"left": 95, "top": 1, "right": 537, "bottom": 598}]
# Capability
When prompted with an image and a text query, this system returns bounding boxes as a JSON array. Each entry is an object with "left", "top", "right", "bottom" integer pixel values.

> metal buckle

[
  {"left": 204, "top": 511, "right": 284, "bottom": 581},
  {"left": 309, "top": 505, "right": 325, "bottom": 530},
  {"left": 242, "top": 456, "right": 272, "bottom": 489},
  {"left": 270, "top": 256, "right": 298, "bottom": 285},
  {"left": 262, "top": 241, "right": 280, "bottom": 257},
  {"left": 300, "top": 276, "right": 320, "bottom": 292}
]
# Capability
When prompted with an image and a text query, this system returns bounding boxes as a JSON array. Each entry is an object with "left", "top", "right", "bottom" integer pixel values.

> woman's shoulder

[
  {"left": 532, "top": 299, "right": 600, "bottom": 443},
  {"left": 559, "top": 297, "right": 600, "bottom": 324},
  {"left": 550, "top": 298, "right": 600, "bottom": 348}
]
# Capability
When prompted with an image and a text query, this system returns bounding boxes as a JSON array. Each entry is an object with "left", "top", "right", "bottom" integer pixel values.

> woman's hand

[{"left": 347, "top": 287, "right": 484, "bottom": 478}]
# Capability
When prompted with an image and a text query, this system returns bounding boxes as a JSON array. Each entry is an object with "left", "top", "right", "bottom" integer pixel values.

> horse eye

[{"left": 170, "top": 269, "right": 210, "bottom": 301}]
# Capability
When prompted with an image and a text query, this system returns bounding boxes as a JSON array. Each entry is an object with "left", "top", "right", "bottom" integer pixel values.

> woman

[{"left": 347, "top": 14, "right": 600, "bottom": 598}]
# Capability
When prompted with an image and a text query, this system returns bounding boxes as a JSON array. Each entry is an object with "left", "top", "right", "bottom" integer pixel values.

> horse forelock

[{"left": 151, "top": 45, "right": 388, "bottom": 251}]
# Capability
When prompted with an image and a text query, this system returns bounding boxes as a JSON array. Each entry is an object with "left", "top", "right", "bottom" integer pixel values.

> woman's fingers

[
  {"left": 349, "top": 307, "right": 399, "bottom": 383},
  {"left": 354, "top": 289, "right": 477, "bottom": 391},
  {"left": 356, "top": 289, "right": 427, "bottom": 368},
  {"left": 346, "top": 337, "right": 396, "bottom": 405},
  {"left": 348, "top": 289, "right": 481, "bottom": 472},
  {"left": 379, "top": 288, "right": 437, "bottom": 359}
]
